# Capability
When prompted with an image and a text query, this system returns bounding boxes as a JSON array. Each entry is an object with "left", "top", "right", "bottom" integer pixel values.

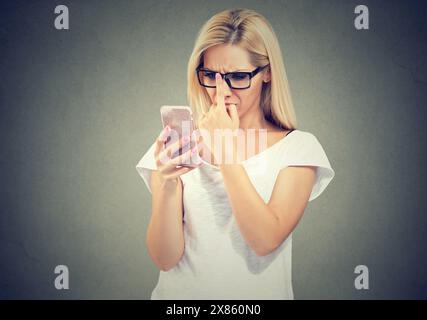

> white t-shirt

[{"left": 135, "top": 129, "right": 335, "bottom": 300}]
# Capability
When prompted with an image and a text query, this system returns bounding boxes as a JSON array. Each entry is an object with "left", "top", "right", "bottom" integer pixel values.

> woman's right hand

[{"left": 154, "top": 126, "right": 201, "bottom": 183}]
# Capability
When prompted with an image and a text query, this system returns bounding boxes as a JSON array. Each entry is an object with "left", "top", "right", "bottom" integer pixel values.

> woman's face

[{"left": 202, "top": 44, "right": 270, "bottom": 118}]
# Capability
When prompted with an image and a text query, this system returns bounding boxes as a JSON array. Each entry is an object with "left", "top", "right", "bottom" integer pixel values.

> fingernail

[
  {"left": 162, "top": 126, "right": 168, "bottom": 135},
  {"left": 161, "top": 128, "right": 169, "bottom": 140}
]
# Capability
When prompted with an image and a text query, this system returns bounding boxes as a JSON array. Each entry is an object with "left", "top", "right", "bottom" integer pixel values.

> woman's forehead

[{"left": 203, "top": 44, "right": 253, "bottom": 72}]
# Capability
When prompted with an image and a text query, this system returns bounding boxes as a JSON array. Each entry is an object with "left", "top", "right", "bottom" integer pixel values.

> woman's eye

[
  {"left": 205, "top": 72, "right": 215, "bottom": 79},
  {"left": 231, "top": 73, "right": 247, "bottom": 81}
]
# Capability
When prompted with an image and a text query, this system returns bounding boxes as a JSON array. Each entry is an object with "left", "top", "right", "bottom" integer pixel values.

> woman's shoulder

[
  {"left": 272, "top": 129, "right": 324, "bottom": 158},
  {"left": 264, "top": 127, "right": 315, "bottom": 153},
  {"left": 279, "top": 129, "right": 330, "bottom": 164}
]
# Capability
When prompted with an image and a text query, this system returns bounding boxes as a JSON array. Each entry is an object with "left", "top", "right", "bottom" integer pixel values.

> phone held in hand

[{"left": 160, "top": 105, "right": 202, "bottom": 168}]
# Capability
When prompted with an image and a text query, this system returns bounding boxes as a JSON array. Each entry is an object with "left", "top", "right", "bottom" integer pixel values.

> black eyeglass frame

[{"left": 196, "top": 64, "right": 270, "bottom": 90}]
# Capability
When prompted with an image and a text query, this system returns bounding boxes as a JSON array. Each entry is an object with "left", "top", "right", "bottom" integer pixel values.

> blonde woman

[{"left": 136, "top": 8, "right": 335, "bottom": 299}]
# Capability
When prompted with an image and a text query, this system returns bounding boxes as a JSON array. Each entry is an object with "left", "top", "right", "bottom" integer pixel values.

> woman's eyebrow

[{"left": 204, "top": 67, "right": 246, "bottom": 72}]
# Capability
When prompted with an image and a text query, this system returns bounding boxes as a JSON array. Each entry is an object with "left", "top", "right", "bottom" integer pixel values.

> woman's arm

[
  {"left": 146, "top": 127, "right": 201, "bottom": 271},
  {"left": 220, "top": 158, "right": 317, "bottom": 257},
  {"left": 146, "top": 171, "right": 185, "bottom": 271},
  {"left": 201, "top": 73, "right": 317, "bottom": 256}
]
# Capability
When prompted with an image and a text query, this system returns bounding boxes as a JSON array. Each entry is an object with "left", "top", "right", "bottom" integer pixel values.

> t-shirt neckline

[{"left": 201, "top": 129, "right": 298, "bottom": 170}]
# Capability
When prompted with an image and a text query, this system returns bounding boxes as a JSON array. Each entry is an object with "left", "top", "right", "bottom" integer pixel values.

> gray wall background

[{"left": 1, "top": 0, "right": 426, "bottom": 299}]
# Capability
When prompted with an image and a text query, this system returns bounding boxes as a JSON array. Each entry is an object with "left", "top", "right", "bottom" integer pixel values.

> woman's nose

[{"left": 221, "top": 78, "right": 232, "bottom": 96}]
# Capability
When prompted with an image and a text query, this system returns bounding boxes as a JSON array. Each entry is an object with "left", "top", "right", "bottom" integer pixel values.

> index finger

[{"left": 215, "top": 73, "right": 224, "bottom": 108}]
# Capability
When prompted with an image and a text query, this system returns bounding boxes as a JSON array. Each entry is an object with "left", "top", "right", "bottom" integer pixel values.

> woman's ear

[{"left": 262, "top": 68, "right": 271, "bottom": 83}]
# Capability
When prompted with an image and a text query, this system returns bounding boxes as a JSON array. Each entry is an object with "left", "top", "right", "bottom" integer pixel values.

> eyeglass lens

[{"left": 198, "top": 70, "right": 250, "bottom": 89}]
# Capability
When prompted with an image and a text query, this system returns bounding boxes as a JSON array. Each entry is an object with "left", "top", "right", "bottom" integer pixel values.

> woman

[{"left": 136, "top": 8, "right": 335, "bottom": 299}]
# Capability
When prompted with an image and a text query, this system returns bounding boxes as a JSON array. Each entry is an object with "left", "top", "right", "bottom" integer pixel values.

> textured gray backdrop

[{"left": 1, "top": 0, "right": 426, "bottom": 299}]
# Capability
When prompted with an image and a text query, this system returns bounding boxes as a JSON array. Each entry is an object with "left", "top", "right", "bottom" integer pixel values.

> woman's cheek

[{"left": 207, "top": 90, "right": 216, "bottom": 104}]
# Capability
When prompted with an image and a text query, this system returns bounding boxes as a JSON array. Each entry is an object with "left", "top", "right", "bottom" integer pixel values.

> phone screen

[{"left": 160, "top": 106, "right": 197, "bottom": 164}]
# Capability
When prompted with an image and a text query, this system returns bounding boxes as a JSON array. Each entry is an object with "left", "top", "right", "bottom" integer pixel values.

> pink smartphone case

[{"left": 160, "top": 106, "right": 202, "bottom": 167}]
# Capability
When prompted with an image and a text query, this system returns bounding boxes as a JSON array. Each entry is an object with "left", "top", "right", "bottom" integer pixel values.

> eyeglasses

[{"left": 196, "top": 64, "right": 269, "bottom": 90}]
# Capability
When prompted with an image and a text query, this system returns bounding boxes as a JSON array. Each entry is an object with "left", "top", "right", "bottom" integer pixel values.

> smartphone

[{"left": 160, "top": 105, "right": 202, "bottom": 167}]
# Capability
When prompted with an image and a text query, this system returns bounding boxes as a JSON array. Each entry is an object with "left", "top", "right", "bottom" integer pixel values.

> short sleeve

[
  {"left": 135, "top": 142, "right": 157, "bottom": 194},
  {"left": 282, "top": 132, "right": 335, "bottom": 202}
]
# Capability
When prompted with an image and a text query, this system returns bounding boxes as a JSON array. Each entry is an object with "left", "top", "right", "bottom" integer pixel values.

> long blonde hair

[{"left": 187, "top": 8, "right": 298, "bottom": 130}]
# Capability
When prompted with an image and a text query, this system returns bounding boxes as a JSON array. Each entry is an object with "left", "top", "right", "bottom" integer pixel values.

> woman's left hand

[
  {"left": 198, "top": 73, "right": 240, "bottom": 165},
  {"left": 200, "top": 72, "right": 239, "bottom": 132}
]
